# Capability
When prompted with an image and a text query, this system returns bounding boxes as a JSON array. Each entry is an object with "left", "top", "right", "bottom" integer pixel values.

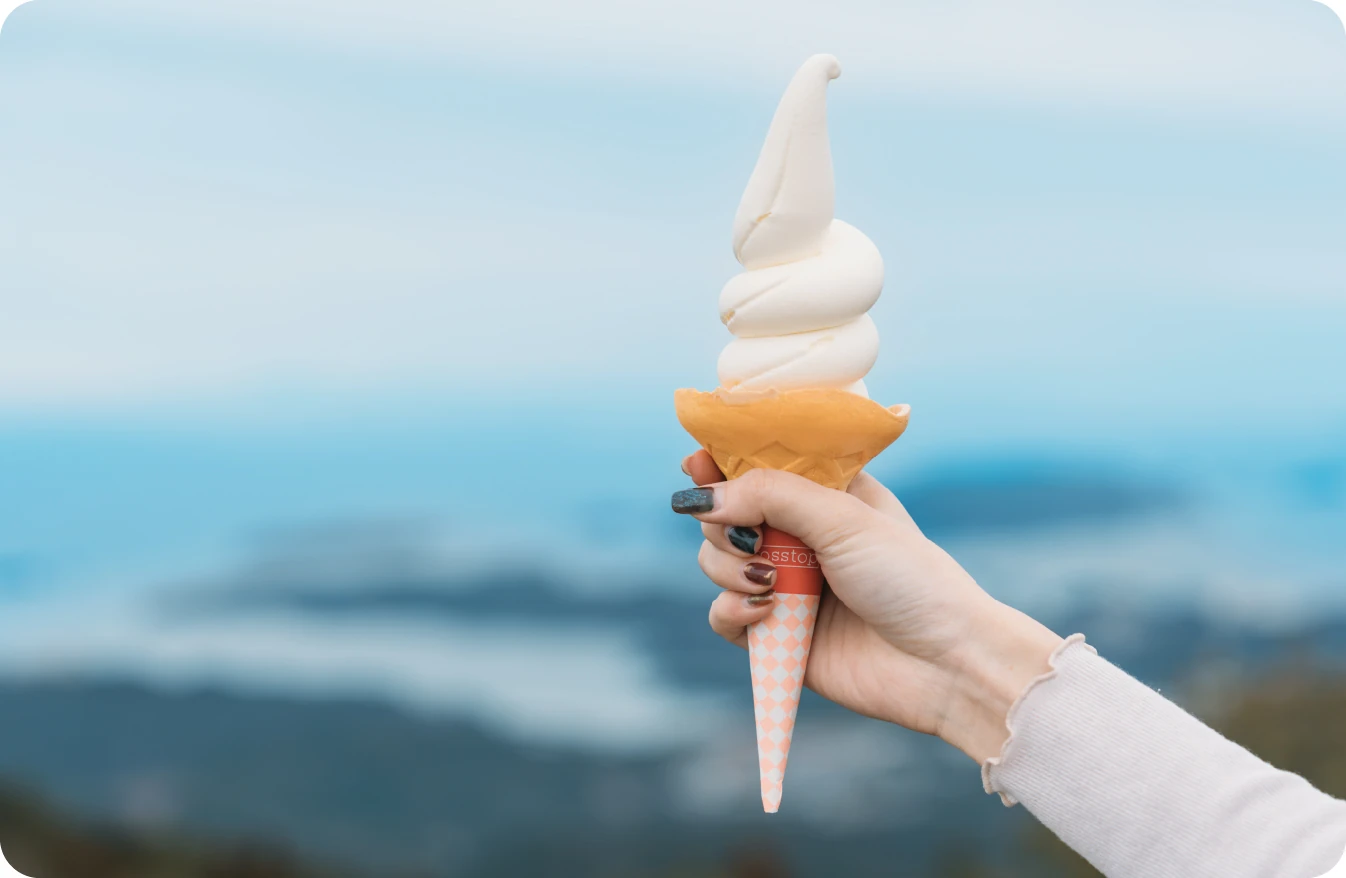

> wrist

[{"left": 935, "top": 599, "right": 1063, "bottom": 764}]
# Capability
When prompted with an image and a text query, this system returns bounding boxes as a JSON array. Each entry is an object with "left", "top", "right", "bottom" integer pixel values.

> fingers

[
  {"left": 683, "top": 452, "right": 914, "bottom": 531},
  {"left": 672, "top": 468, "right": 878, "bottom": 553},
  {"left": 708, "top": 589, "right": 775, "bottom": 649},
  {"left": 698, "top": 540, "right": 777, "bottom": 594},
  {"left": 682, "top": 450, "right": 725, "bottom": 486},
  {"left": 702, "top": 521, "right": 762, "bottom": 557}
]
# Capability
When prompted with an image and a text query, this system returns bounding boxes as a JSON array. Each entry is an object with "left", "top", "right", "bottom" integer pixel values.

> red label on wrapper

[{"left": 759, "top": 526, "right": 823, "bottom": 595}]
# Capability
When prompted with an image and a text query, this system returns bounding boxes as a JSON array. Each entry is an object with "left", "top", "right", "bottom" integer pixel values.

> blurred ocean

[{"left": 1, "top": 396, "right": 1344, "bottom": 746}]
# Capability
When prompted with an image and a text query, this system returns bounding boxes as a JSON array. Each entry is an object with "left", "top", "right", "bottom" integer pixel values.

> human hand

[{"left": 673, "top": 451, "right": 1062, "bottom": 763}]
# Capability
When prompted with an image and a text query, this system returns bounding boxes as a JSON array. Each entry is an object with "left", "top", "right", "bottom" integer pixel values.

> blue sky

[
  {"left": 1, "top": 0, "right": 1345, "bottom": 745},
  {"left": 3, "top": 0, "right": 1345, "bottom": 592},
  {"left": 2, "top": 0, "right": 1345, "bottom": 421}
]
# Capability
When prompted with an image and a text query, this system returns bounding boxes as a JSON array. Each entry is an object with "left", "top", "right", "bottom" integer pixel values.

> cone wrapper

[
  {"left": 674, "top": 387, "right": 910, "bottom": 812},
  {"left": 750, "top": 526, "right": 822, "bottom": 812}
]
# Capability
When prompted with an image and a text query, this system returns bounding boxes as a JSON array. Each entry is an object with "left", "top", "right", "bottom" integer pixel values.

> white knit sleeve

[{"left": 982, "top": 635, "right": 1346, "bottom": 878}]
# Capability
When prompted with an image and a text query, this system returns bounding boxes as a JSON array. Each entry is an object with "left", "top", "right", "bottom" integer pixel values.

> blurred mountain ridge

[{"left": 4, "top": 598, "right": 1346, "bottom": 877}]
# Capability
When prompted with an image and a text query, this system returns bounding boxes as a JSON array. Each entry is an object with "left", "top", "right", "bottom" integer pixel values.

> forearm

[
  {"left": 935, "top": 598, "right": 1064, "bottom": 764},
  {"left": 958, "top": 627, "right": 1346, "bottom": 878}
]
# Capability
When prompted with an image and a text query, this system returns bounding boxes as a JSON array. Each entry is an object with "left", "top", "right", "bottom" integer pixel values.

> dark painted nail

[
  {"left": 727, "top": 526, "right": 760, "bottom": 555},
  {"left": 744, "top": 592, "right": 775, "bottom": 608},
  {"left": 671, "top": 487, "right": 715, "bottom": 514},
  {"left": 744, "top": 562, "right": 776, "bottom": 587}
]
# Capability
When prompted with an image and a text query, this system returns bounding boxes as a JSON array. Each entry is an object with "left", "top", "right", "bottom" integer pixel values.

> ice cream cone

[
  {"left": 675, "top": 386, "right": 909, "bottom": 811},
  {"left": 674, "top": 387, "right": 909, "bottom": 492}
]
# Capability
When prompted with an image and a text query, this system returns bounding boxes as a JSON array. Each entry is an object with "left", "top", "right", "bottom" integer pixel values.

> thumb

[{"left": 671, "top": 467, "right": 879, "bottom": 554}]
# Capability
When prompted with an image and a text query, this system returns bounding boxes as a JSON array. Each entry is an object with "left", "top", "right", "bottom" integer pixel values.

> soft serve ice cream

[
  {"left": 675, "top": 54, "right": 910, "bottom": 814},
  {"left": 717, "top": 54, "right": 884, "bottom": 399}
]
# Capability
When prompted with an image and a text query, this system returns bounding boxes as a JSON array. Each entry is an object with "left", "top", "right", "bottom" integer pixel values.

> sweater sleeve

[{"left": 982, "top": 635, "right": 1346, "bottom": 878}]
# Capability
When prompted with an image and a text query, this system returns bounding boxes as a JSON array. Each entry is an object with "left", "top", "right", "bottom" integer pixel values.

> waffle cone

[
  {"left": 674, "top": 387, "right": 909, "bottom": 812},
  {"left": 674, "top": 387, "right": 910, "bottom": 492}
]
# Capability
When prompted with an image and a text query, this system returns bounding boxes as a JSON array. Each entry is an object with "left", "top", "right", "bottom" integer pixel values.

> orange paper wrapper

[{"left": 675, "top": 387, "right": 910, "bottom": 812}]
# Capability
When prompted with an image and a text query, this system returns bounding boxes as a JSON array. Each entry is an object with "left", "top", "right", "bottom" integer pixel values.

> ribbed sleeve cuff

[
  {"left": 976, "top": 632, "right": 1346, "bottom": 878},
  {"left": 981, "top": 632, "right": 1095, "bottom": 806}
]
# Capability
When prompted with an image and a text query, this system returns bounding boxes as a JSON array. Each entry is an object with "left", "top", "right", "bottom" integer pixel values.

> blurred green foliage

[
  {"left": 0, "top": 781, "right": 349, "bottom": 878},
  {"left": 1214, "top": 669, "right": 1346, "bottom": 801}
]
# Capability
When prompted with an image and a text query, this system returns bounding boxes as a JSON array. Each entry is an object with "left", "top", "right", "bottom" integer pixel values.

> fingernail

[
  {"left": 727, "top": 526, "right": 760, "bottom": 555},
  {"left": 744, "top": 592, "right": 775, "bottom": 608},
  {"left": 671, "top": 487, "right": 715, "bottom": 514},
  {"left": 744, "top": 562, "right": 776, "bottom": 587},
  {"left": 680, "top": 457, "right": 691, "bottom": 476}
]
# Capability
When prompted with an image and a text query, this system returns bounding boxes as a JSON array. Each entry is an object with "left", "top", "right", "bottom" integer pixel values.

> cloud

[
  {"left": 2, "top": 0, "right": 1344, "bottom": 411},
  {"left": 0, "top": 596, "right": 727, "bottom": 749},
  {"left": 66, "top": 0, "right": 1346, "bottom": 113}
]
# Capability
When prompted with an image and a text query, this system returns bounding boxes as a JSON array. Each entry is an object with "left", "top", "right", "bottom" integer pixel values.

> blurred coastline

[{"left": 4, "top": 613, "right": 1346, "bottom": 877}]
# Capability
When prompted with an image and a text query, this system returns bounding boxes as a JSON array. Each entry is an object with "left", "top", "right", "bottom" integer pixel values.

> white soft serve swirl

[{"left": 716, "top": 54, "right": 883, "bottom": 399}]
